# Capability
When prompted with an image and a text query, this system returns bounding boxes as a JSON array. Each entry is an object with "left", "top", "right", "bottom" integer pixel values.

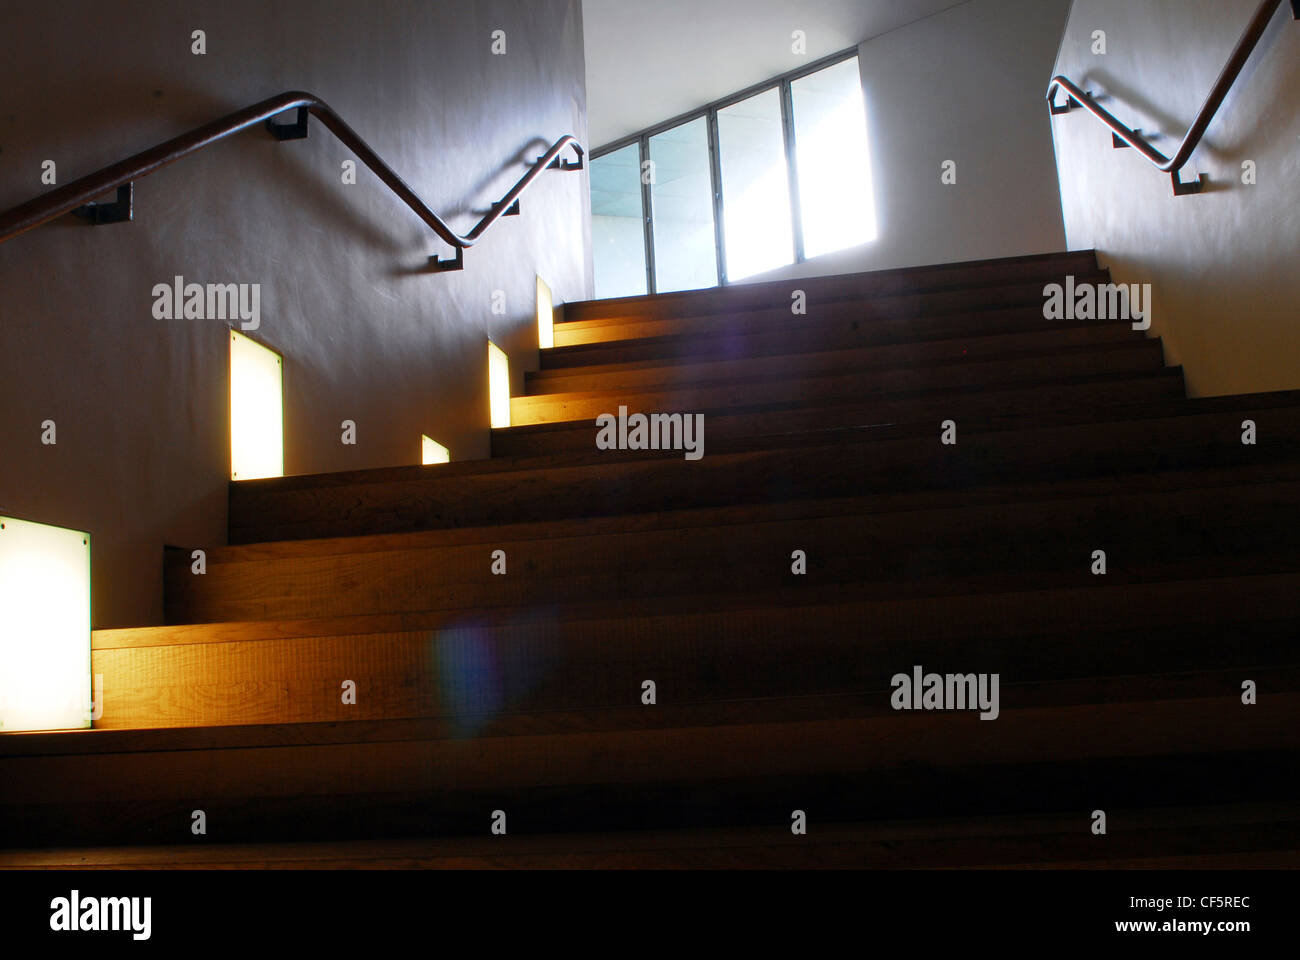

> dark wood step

[
  {"left": 556, "top": 274, "right": 1111, "bottom": 348},
  {"left": 2, "top": 677, "right": 1295, "bottom": 846},
  {"left": 5, "top": 803, "right": 1297, "bottom": 869},
  {"left": 527, "top": 322, "right": 1142, "bottom": 396},
  {"left": 546, "top": 307, "right": 1131, "bottom": 371},
  {"left": 230, "top": 396, "right": 1296, "bottom": 542},
  {"left": 497, "top": 371, "right": 1198, "bottom": 457},
  {"left": 561, "top": 249, "right": 1100, "bottom": 324},
  {"left": 185, "top": 475, "right": 1300, "bottom": 623},
  {"left": 112, "top": 586, "right": 1300, "bottom": 729},
  {"left": 514, "top": 339, "right": 1165, "bottom": 424}
]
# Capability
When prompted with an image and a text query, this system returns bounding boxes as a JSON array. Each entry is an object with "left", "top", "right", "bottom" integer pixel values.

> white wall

[
  {"left": 745, "top": 0, "right": 1072, "bottom": 284},
  {"left": 1050, "top": 0, "right": 1300, "bottom": 397},
  {"left": 0, "top": 0, "right": 590, "bottom": 628}
]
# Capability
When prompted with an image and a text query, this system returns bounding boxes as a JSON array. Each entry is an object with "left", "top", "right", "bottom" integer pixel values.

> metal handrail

[
  {"left": 1047, "top": 0, "right": 1296, "bottom": 195},
  {"left": 0, "top": 90, "right": 584, "bottom": 270}
]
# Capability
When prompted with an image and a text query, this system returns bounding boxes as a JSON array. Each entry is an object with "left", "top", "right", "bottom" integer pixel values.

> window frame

[{"left": 590, "top": 47, "right": 864, "bottom": 295}]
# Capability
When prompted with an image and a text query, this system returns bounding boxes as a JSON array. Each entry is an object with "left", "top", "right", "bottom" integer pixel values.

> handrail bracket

[
  {"left": 428, "top": 246, "right": 464, "bottom": 272},
  {"left": 73, "top": 183, "right": 134, "bottom": 225},
  {"left": 266, "top": 107, "right": 310, "bottom": 141},
  {"left": 1172, "top": 170, "right": 1207, "bottom": 196}
]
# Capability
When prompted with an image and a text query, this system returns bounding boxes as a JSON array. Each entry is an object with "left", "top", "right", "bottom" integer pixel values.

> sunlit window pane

[
  {"left": 717, "top": 88, "right": 794, "bottom": 281},
  {"left": 649, "top": 118, "right": 718, "bottom": 293},
  {"left": 590, "top": 143, "right": 648, "bottom": 299},
  {"left": 791, "top": 56, "right": 877, "bottom": 258}
]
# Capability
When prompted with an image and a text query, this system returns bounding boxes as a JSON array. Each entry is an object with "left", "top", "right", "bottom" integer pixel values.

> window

[
  {"left": 791, "top": 56, "right": 877, "bottom": 257},
  {"left": 649, "top": 117, "right": 718, "bottom": 293},
  {"left": 590, "top": 50, "right": 875, "bottom": 295},
  {"left": 717, "top": 87, "right": 794, "bottom": 281},
  {"left": 590, "top": 143, "right": 647, "bottom": 299}
]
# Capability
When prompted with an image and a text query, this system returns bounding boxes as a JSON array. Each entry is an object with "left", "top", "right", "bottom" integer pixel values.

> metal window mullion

[
  {"left": 639, "top": 135, "right": 657, "bottom": 295},
  {"left": 780, "top": 78, "right": 805, "bottom": 264},
  {"left": 706, "top": 109, "right": 727, "bottom": 286}
]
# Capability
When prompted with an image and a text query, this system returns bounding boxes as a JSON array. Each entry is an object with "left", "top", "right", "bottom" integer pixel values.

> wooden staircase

[{"left": 4, "top": 250, "right": 1299, "bottom": 869}]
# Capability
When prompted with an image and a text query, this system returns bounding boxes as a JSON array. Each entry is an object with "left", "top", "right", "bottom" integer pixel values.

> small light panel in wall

[
  {"left": 537, "top": 275, "right": 555, "bottom": 350},
  {"left": 421, "top": 435, "right": 450, "bottom": 465},
  {"left": 230, "top": 330, "right": 284, "bottom": 480},
  {"left": 0, "top": 517, "right": 91, "bottom": 733},
  {"left": 488, "top": 340, "right": 511, "bottom": 429}
]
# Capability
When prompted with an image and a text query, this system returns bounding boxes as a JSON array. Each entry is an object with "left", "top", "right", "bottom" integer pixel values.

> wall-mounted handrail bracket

[
  {"left": 1048, "top": 0, "right": 1292, "bottom": 196},
  {"left": 1112, "top": 130, "right": 1139, "bottom": 149},
  {"left": 428, "top": 246, "right": 464, "bottom": 272},
  {"left": 1172, "top": 169, "right": 1207, "bottom": 196},
  {"left": 1049, "top": 92, "right": 1090, "bottom": 115},
  {"left": 266, "top": 107, "right": 309, "bottom": 141},
  {"left": 502, "top": 200, "right": 521, "bottom": 216},
  {"left": 72, "top": 183, "right": 133, "bottom": 225},
  {"left": 538, "top": 146, "right": 585, "bottom": 171}
]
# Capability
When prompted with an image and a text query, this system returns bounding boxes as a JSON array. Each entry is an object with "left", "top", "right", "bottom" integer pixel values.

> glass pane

[
  {"left": 590, "top": 143, "right": 648, "bottom": 299},
  {"left": 717, "top": 87, "right": 794, "bottom": 281},
  {"left": 649, "top": 117, "right": 719, "bottom": 293},
  {"left": 791, "top": 56, "right": 877, "bottom": 259}
]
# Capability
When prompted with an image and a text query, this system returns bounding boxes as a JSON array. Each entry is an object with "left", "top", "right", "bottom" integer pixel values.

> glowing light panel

[
  {"left": 537, "top": 275, "right": 555, "bottom": 350},
  {"left": 0, "top": 517, "right": 91, "bottom": 733},
  {"left": 230, "top": 330, "right": 284, "bottom": 480},
  {"left": 488, "top": 340, "right": 511, "bottom": 429},
  {"left": 422, "top": 435, "right": 450, "bottom": 465}
]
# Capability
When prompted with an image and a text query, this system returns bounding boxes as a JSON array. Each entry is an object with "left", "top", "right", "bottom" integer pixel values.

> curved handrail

[
  {"left": 1047, "top": 0, "right": 1294, "bottom": 195},
  {"left": 0, "top": 90, "right": 584, "bottom": 269}
]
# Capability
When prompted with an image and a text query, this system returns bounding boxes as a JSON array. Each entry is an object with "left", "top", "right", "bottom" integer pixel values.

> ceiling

[{"left": 582, "top": 0, "right": 967, "bottom": 148}]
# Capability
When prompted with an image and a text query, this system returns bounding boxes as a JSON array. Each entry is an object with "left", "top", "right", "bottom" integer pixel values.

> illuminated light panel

[
  {"left": 536, "top": 275, "right": 555, "bottom": 350},
  {"left": 0, "top": 517, "right": 91, "bottom": 733},
  {"left": 230, "top": 330, "right": 284, "bottom": 480},
  {"left": 488, "top": 340, "right": 511, "bottom": 429},
  {"left": 422, "top": 435, "right": 450, "bottom": 465}
]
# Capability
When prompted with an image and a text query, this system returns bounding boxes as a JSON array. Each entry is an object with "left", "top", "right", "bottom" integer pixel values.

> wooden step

[
  {"left": 230, "top": 397, "right": 1298, "bottom": 542},
  {"left": 561, "top": 249, "right": 1100, "bottom": 325},
  {"left": 2, "top": 676, "right": 1295, "bottom": 846},
  {"left": 496, "top": 371, "right": 1194, "bottom": 457},
  {"left": 555, "top": 274, "right": 1111, "bottom": 348},
  {"left": 182, "top": 474, "right": 1300, "bottom": 623},
  {"left": 5, "top": 803, "right": 1297, "bottom": 868},
  {"left": 512, "top": 339, "right": 1165, "bottom": 424},
  {"left": 527, "top": 322, "right": 1142, "bottom": 395},
  {"left": 111, "top": 579, "right": 1300, "bottom": 729},
  {"left": 546, "top": 306, "right": 1129, "bottom": 370}
]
